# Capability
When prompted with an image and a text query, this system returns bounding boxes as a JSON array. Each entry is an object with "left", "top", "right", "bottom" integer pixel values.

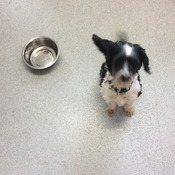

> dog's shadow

[
  {"left": 100, "top": 107, "right": 130, "bottom": 130},
  {"left": 92, "top": 85, "right": 130, "bottom": 130}
]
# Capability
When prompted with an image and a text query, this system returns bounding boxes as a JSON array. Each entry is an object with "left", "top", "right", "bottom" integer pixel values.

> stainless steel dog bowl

[{"left": 22, "top": 37, "right": 60, "bottom": 69}]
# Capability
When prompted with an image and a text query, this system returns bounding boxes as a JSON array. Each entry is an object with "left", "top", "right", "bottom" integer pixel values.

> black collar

[{"left": 108, "top": 80, "right": 133, "bottom": 94}]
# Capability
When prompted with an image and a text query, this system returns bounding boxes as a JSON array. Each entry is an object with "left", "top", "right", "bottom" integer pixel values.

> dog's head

[{"left": 92, "top": 34, "right": 151, "bottom": 87}]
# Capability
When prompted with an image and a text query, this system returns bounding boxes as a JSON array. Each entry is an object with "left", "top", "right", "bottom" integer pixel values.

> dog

[{"left": 92, "top": 34, "right": 151, "bottom": 116}]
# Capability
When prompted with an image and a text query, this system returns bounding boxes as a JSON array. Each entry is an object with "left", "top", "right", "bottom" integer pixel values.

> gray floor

[{"left": 0, "top": 0, "right": 175, "bottom": 175}]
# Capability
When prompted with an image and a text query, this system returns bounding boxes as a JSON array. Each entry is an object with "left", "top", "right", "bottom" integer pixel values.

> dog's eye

[
  {"left": 114, "top": 59, "right": 124, "bottom": 69},
  {"left": 128, "top": 60, "right": 140, "bottom": 71},
  {"left": 111, "top": 59, "right": 124, "bottom": 74},
  {"left": 128, "top": 60, "right": 138, "bottom": 66},
  {"left": 131, "top": 61, "right": 138, "bottom": 67}
]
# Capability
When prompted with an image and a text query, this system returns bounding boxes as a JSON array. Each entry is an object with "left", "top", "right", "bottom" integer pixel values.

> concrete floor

[{"left": 0, "top": 0, "right": 175, "bottom": 175}]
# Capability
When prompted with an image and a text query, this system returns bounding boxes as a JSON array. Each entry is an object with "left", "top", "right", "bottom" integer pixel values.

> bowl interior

[{"left": 23, "top": 37, "right": 59, "bottom": 69}]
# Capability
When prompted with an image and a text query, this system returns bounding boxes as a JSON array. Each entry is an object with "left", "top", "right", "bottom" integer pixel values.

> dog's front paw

[
  {"left": 124, "top": 106, "right": 135, "bottom": 117},
  {"left": 107, "top": 108, "right": 116, "bottom": 116}
]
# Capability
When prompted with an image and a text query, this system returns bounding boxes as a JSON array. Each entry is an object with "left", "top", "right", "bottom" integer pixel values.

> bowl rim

[{"left": 22, "top": 36, "right": 61, "bottom": 70}]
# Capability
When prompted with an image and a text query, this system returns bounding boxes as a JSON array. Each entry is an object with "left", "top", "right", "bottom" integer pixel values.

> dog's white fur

[
  {"left": 124, "top": 44, "right": 133, "bottom": 56},
  {"left": 121, "top": 62, "right": 130, "bottom": 79}
]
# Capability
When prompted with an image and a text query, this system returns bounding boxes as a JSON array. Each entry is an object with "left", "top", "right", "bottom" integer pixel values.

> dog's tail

[{"left": 117, "top": 32, "right": 129, "bottom": 42}]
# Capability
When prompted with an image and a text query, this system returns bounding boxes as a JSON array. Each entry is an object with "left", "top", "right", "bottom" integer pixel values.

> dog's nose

[{"left": 121, "top": 75, "right": 130, "bottom": 82}]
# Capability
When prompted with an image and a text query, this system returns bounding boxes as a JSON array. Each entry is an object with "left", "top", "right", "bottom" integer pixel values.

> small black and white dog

[{"left": 92, "top": 34, "right": 151, "bottom": 116}]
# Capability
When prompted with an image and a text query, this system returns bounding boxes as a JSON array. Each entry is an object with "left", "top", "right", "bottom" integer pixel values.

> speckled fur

[
  {"left": 100, "top": 63, "right": 141, "bottom": 108},
  {"left": 92, "top": 34, "right": 151, "bottom": 116}
]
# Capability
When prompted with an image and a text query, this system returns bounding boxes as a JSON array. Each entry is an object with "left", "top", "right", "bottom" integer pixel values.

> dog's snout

[{"left": 121, "top": 75, "right": 130, "bottom": 82}]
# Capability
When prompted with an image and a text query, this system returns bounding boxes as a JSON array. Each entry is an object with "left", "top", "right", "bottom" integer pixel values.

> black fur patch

[
  {"left": 99, "top": 62, "right": 108, "bottom": 86},
  {"left": 137, "top": 74, "right": 142, "bottom": 97}
]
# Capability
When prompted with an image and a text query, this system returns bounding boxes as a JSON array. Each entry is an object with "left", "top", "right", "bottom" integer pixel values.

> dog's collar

[{"left": 105, "top": 80, "right": 133, "bottom": 94}]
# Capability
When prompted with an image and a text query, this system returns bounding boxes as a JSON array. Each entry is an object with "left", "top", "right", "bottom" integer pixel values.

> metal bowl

[{"left": 22, "top": 37, "right": 60, "bottom": 70}]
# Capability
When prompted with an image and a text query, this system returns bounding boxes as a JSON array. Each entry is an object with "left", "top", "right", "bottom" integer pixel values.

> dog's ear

[
  {"left": 92, "top": 34, "right": 115, "bottom": 57},
  {"left": 135, "top": 44, "right": 151, "bottom": 74}
]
